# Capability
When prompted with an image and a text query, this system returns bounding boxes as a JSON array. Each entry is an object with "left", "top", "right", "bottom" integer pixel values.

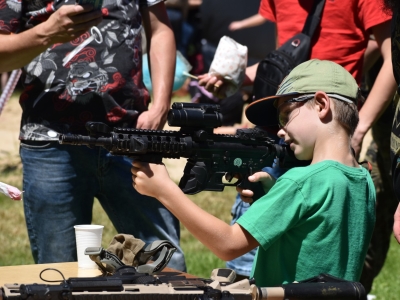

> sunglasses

[
  {"left": 276, "top": 93, "right": 355, "bottom": 128},
  {"left": 276, "top": 94, "right": 315, "bottom": 128}
]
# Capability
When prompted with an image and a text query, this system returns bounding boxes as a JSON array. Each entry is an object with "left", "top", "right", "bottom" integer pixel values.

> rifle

[
  {"left": 59, "top": 102, "right": 300, "bottom": 200},
  {"left": 0, "top": 266, "right": 367, "bottom": 300}
]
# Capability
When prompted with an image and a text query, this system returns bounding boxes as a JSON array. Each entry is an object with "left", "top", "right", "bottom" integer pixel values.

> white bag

[{"left": 209, "top": 36, "right": 248, "bottom": 97}]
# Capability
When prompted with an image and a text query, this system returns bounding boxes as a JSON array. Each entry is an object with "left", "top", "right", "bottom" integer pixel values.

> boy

[{"left": 131, "top": 59, "right": 376, "bottom": 287}]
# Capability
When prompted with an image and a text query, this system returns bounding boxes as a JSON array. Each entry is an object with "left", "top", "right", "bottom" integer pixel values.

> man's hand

[
  {"left": 136, "top": 109, "right": 167, "bottom": 130},
  {"left": 394, "top": 203, "right": 400, "bottom": 244},
  {"left": 0, "top": 4, "right": 103, "bottom": 72},
  {"left": 198, "top": 73, "right": 227, "bottom": 99},
  {"left": 131, "top": 161, "right": 173, "bottom": 198},
  {"left": 229, "top": 21, "right": 243, "bottom": 32},
  {"left": 236, "top": 171, "right": 276, "bottom": 203},
  {"left": 38, "top": 4, "right": 103, "bottom": 45}
]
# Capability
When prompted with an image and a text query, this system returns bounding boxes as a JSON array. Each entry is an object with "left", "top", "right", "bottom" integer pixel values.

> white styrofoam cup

[{"left": 74, "top": 224, "right": 104, "bottom": 269}]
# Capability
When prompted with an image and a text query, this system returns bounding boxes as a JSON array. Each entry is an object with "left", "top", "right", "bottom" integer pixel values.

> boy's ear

[{"left": 314, "top": 91, "right": 330, "bottom": 119}]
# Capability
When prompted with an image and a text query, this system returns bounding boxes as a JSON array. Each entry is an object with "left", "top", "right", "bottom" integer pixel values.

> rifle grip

[
  {"left": 238, "top": 178, "right": 266, "bottom": 202},
  {"left": 251, "top": 181, "right": 266, "bottom": 201},
  {"left": 178, "top": 161, "right": 207, "bottom": 194}
]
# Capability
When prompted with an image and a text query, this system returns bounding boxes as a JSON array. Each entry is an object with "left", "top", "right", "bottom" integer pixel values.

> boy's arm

[
  {"left": 0, "top": 5, "right": 102, "bottom": 73},
  {"left": 131, "top": 161, "right": 259, "bottom": 261},
  {"left": 139, "top": 1, "right": 175, "bottom": 130},
  {"left": 351, "top": 20, "right": 397, "bottom": 158}
]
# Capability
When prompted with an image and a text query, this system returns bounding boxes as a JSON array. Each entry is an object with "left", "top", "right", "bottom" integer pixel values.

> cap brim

[{"left": 245, "top": 92, "right": 300, "bottom": 126}]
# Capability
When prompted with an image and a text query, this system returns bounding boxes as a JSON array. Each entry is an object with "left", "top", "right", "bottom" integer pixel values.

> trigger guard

[{"left": 224, "top": 172, "right": 234, "bottom": 182}]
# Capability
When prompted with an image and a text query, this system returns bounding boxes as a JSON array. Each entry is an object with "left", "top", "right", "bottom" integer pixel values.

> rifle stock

[
  {"left": 0, "top": 267, "right": 366, "bottom": 300},
  {"left": 59, "top": 103, "right": 299, "bottom": 200}
]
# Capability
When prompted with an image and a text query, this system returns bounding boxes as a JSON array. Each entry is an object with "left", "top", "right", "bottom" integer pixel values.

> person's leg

[
  {"left": 95, "top": 148, "right": 186, "bottom": 271},
  {"left": 20, "top": 142, "right": 97, "bottom": 263}
]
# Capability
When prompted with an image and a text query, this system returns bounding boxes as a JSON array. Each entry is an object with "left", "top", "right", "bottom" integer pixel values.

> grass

[
  {"left": 0, "top": 153, "right": 234, "bottom": 275},
  {"left": 1, "top": 94, "right": 400, "bottom": 298}
]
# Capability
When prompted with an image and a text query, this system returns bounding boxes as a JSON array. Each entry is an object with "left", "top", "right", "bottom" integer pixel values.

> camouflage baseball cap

[{"left": 245, "top": 59, "right": 360, "bottom": 126}]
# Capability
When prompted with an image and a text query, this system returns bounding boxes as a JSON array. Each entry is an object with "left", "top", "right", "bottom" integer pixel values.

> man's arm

[
  {"left": 351, "top": 20, "right": 397, "bottom": 158},
  {"left": 139, "top": 2, "right": 175, "bottom": 130},
  {"left": 363, "top": 38, "right": 381, "bottom": 72},
  {"left": 0, "top": 5, "right": 102, "bottom": 72},
  {"left": 229, "top": 13, "right": 267, "bottom": 31},
  {"left": 131, "top": 161, "right": 259, "bottom": 261}
]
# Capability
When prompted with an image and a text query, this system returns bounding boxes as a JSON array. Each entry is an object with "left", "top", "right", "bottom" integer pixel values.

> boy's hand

[
  {"left": 131, "top": 161, "right": 172, "bottom": 198},
  {"left": 236, "top": 171, "right": 276, "bottom": 203}
]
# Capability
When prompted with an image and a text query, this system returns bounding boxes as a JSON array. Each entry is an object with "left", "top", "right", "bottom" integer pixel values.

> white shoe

[{"left": 367, "top": 295, "right": 376, "bottom": 300}]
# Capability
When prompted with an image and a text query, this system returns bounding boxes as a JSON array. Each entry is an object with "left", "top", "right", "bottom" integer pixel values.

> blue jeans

[{"left": 20, "top": 141, "right": 186, "bottom": 271}]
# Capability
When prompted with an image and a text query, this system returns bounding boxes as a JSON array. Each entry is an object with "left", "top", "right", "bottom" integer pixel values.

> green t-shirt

[{"left": 237, "top": 160, "right": 376, "bottom": 287}]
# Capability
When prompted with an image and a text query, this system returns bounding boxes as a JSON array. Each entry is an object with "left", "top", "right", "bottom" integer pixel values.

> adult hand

[
  {"left": 136, "top": 109, "right": 166, "bottom": 130},
  {"left": 0, "top": 4, "right": 103, "bottom": 73},
  {"left": 39, "top": 4, "right": 103, "bottom": 45},
  {"left": 131, "top": 161, "right": 172, "bottom": 198},
  {"left": 236, "top": 171, "right": 276, "bottom": 203},
  {"left": 228, "top": 21, "right": 243, "bottom": 31},
  {"left": 394, "top": 203, "right": 400, "bottom": 244},
  {"left": 198, "top": 73, "right": 227, "bottom": 99}
]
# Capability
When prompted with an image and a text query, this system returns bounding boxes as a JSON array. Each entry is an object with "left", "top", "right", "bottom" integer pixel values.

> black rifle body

[
  {"left": 60, "top": 126, "right": 286, "bottom": 196},
  {"left": 59, "top": 103, "right": 296, "bottom": 199}
]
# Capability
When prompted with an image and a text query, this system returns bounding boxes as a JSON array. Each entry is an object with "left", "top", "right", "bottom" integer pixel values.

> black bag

[{"left": 251, "top": 0, "right": 325, "bottom": 127}]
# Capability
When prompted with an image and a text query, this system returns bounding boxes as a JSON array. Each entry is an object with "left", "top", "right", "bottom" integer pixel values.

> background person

[
  {"left": 0, "top": 0, "right": 186, "bottom": 271},
  {"left": 383, "top": 0, "right": 400, "bottom": 244},
  {"left": 190, "top": 0, "right": 276, "bottom": 135}
]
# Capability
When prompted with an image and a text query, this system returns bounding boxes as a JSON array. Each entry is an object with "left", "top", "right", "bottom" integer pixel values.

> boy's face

[{"left": 275, "top": 94, "right": 318, "bottom": 161}]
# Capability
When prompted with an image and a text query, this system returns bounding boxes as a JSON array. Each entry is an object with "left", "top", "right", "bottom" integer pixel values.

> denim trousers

[{"left": 20, "top": 141, "right": 186, "bottom": 271}]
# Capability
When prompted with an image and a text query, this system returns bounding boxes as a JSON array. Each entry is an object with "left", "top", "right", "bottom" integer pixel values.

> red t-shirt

[{"left": 259, "top": 0, "right": 391, "bottom": 83}]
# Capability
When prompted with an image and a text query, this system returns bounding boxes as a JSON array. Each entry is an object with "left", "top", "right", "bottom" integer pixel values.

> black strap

[{"left": 302, "top": 0, "right": 326, "bottom": 37}]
